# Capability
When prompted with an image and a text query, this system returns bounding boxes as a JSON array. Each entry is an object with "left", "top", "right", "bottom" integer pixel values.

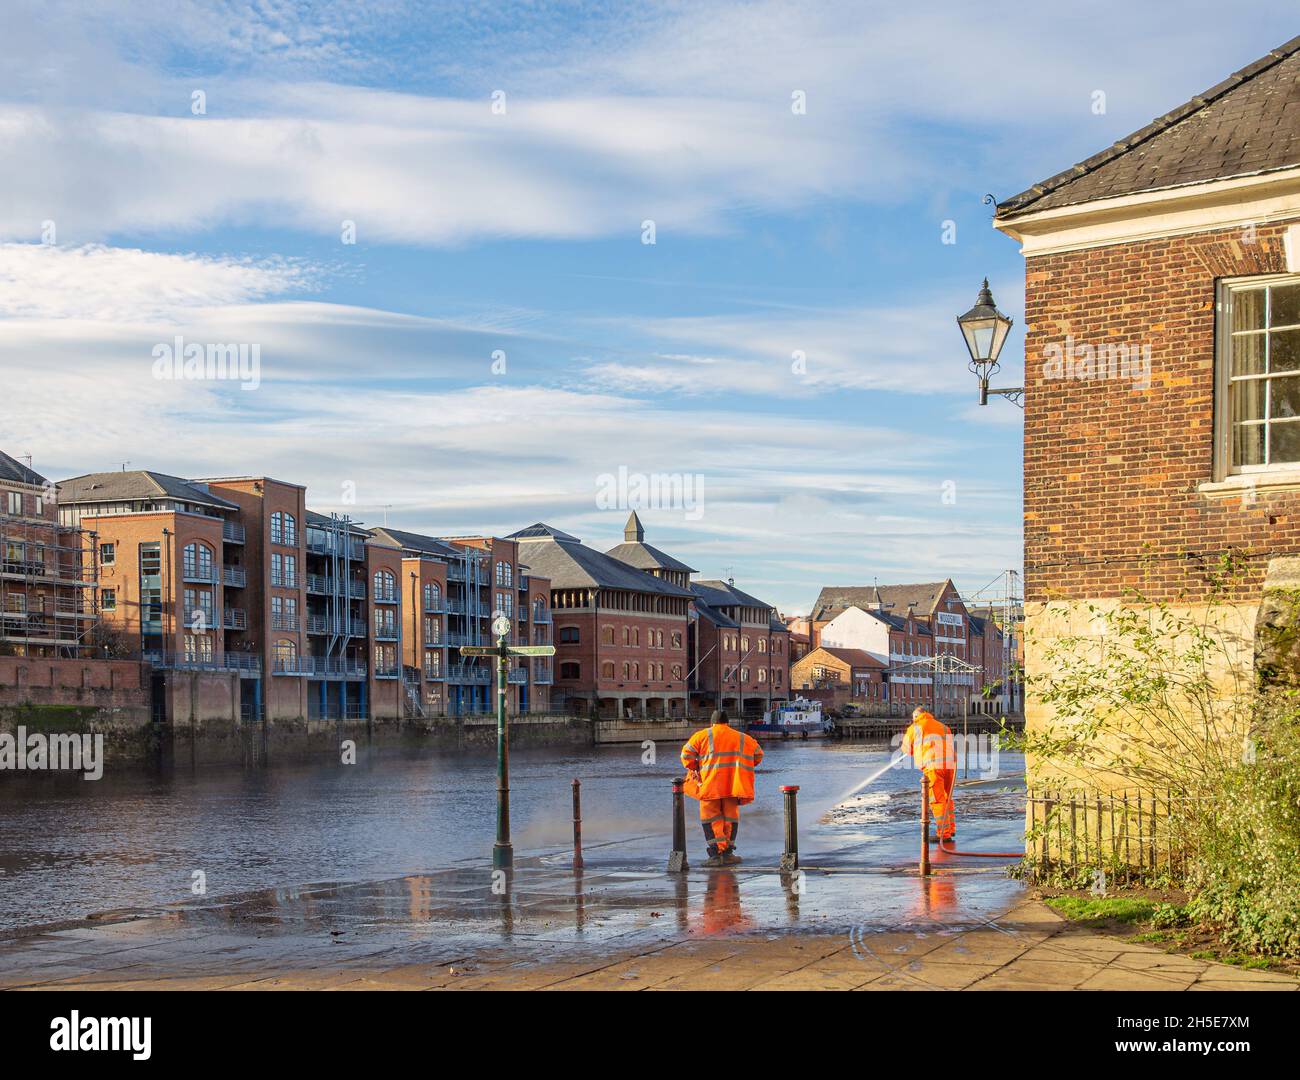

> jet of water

[{"left": 831, "top": 750, "right": 907, "bottom": 808}]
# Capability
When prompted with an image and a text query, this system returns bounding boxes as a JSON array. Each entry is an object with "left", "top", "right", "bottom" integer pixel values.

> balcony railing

[
  {"left": 146, "top": 650, "right": 262, "bottom": 674},
  {"left": 532, "top": 609, "right": 552, "bottom": 624},
  {"left": 424, "top": 599, "right": 445, "bottom": 613},
  {"left": 223, "top": 607, "right": 248, "bottom": 630},
  {"left": 222, "top": 521, "right": 245, "bottom": 544},
  {"left": 223, "top": 566, "right": 247, "bottom": 588},
  {"left": 306, "top": 536, "right": 366, "bottom": 561},
  {"left": 373, "top": 588, "right": 399, "bottom": 604},
  {"left": 182, "top": 606, "right": 216, "bottom": 628},
  {"left": 269, "top": 612, "right": 297, "bottom": 631},
  {"left": 507, "top": 668, "right": 527, "bottom": 685},
  {"left": 306, "top": 574, "right": 366, "bottom": 598},
  {"left": 182, "top": 566, "right": 218, "bottom": 584},
  {"left": 423, "top": 667, "right": 445, "bottom": 681},
  {"left": 372, "top": 622, "right": 399, "bottom": 641},
  {"left": 306, "top": 614, "right": 368, "bottom": 636},
  {"left": 269, "top": 571, "right": 297, "bottom": 589},
  {"left": 274, "top": 655, "right": 367, "bottom": 677},
  {"left": 374, "top": 665, "right": 400, "bottom": 680},
  {"left": 447, "top": 663, "right": 491, "bottom": 684},
  {"left": 533, "top": 667, "right": 553, "bottom": 685},
  {"left": 445, "top": 598, "right": 466, "bottom": 614}
]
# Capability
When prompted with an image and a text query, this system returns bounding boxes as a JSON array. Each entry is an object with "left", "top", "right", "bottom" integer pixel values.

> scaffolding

[
  {"left": 0, "top": 510, "right": 99, "bottom": 657},
  {"left": 967, "top": 569, "right": 1024, "bottom": 714}
]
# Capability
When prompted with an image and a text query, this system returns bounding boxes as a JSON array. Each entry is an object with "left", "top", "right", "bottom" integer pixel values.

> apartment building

[
  {"left": 57, "top": 470, "right": 403, "bottom": 724},
  {"left": 1, "top": 450, "right": 97, "bottom": 657},
  {"left": 509, "top": 522, "right": 690, "bottom": 718},
  {"left": 687, "top": 579, "right": 791, "bottom": 716},
  {"left": 369, "top": 527, "right": 552, "bottom": 716},
  {"left": 993, "top": 34, "right": 1300, "bottom": 736}
]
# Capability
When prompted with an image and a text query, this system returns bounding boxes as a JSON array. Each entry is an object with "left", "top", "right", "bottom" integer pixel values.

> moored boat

[{"left": 747, "top": 697, "right": 832, "bottom": 739}]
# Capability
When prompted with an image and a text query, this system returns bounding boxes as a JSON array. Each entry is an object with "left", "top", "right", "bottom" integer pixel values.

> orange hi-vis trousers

[
  {"left": 927, "top": 766, "right": 956, "bottom": 840},
  {"left": 700, "top": 797, "right": 740, "bottom": 853}
]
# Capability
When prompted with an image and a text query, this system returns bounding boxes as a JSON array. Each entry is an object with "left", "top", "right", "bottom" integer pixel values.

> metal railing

[
  {"left": 274, "top": 655, "right": 368, "bottom": 677},
  {"left": 507, "top": 668, "right": 527, "bottom": 685},
  {"left": 182, "top": 566, "right": 218, "bottom": 584},
  {"left": 222, "top": 521, "right": 246, "bottom": 544},
  {"left": 269, "top": 570, "right": 297, "bottom": 588},
  {"left": 306, "top": 574, "right": 365, "bottom": 598},
  {"left": 373, "top": 588, "right": 399, "bottom": 604},
  {"left": 268, "top": 612, "right": 297, "bottom": 631},
  {"left": 146, "top": 650, "right": 262, "bottom": 673},
  {"left": 374, "top": 665, "right": 401, "bottom": 679},
  {"left": 372, "top": 621, "right": 399, "bottom": 640},
  {"left": 306, "top": 614, "right": 367, "bottom": 636},
  {"left": 223, "top": 566, "right": 247, "bottom": 588},
  {"left": 447, "top": 663, "right": 491, "bottom": 684}
]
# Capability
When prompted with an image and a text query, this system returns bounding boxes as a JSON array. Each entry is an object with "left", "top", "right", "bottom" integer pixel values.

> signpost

[{"left": 460, "top": 614, "right": 556, "bottom": 870}]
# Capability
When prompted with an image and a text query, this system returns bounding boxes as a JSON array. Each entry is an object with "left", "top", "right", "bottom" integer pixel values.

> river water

[{"left": 0, "top": 738, "right": 1026, "bottom": 933}]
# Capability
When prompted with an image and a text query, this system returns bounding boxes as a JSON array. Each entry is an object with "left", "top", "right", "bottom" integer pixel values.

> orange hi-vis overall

[
  {"left": 901, "top": 711, "right": 957, "bottom": 840},
  {"left": 681, "top": 723, "right": 764, "bottom": 853}
]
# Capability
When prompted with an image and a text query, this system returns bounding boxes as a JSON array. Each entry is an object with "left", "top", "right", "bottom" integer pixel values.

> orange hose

[{"left": 937, "top": 839, "right": 1022, "bottom": 858}]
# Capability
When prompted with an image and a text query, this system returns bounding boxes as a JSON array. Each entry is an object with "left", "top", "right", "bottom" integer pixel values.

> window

[
  {"left": 601, "top": 661, "right": 614, "bottom": 679},
  {"left": 35, "top": 496, "right": 43, "bottom": 516},
  {"left": 758, "top": 638, "right": 767, "bottom": 654},
  {"left": 183, "top": 542, "right": 213, "bottom": 580},
  {"left": 282, "top": 513, "right": 296, "bottom": 545},
  {"left": 1220, "top": 276, "right": 1300, "bottom": 473},
  {"left": 424, "top": 582, "right": 441, "bottom": 609},
  {"left": 672, "top": 632, "right": 682, "bottom": 649},
  {"left": 6, "top": 492, "right": 21, "bottom": 515},
  {"left": 101, "top": 588, "right": 116, "bottom": 611},
  {"left": 425, "top": 650, "right": 441, "bottom": 677},
  {"left": 559, "top": 625, "right": 579, "bottom": 644},
  {"left": 424, "top": 616, "right": 440, "bottom": 644},
  {"left": 559, "top": 662, "right": 581, "bottom": 680},
  {"left": 672, "top": 664, "right": 682, "bottom": 680},
  {"left": 274, "top": 639, "right": 297, "bottom": 666},
  {"left": 100, "top": 542, "right": 115, "bottom": 566},
  {"left": 184, "top": 634, "right": 213, "bottom": 662},
  {"left": 373, "top": 569, "right": 395, "bottom": 599},
  {"left": 271, "top": 511, "right": 283, "bottom": 544},
  {"left": 602, "top": 625, "right": 614, "bottom": 645}
]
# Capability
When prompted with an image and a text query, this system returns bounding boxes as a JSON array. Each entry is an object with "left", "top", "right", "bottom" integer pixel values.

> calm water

[{"left": 0, "top": 739, "right": 1025, "bottom": 932}]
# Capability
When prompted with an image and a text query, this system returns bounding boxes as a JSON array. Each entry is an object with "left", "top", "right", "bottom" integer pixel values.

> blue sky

[{"left": 0, "top": 1, "right": 1293, "bottom": 611}]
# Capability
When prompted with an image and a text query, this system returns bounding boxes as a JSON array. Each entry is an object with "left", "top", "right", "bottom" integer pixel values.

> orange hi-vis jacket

[
  {"left": 681, "top": 724, "right": 764, "bottom": 804},
  {"left": 901, "top": 710, "right": 957, "bottom": 772}
]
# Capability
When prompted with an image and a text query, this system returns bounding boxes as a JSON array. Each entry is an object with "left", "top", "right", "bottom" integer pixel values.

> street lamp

[{"left": 957, "top": 278, "right": 1022, "bottom": 407}]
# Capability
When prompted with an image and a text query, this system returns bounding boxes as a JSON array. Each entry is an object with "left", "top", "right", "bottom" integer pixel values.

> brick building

[
  {"left": 811, "top": 579, "right": 1008, "bottom": 715},
  {"left": 1, "top": 450, "right": 97, "bottom": 658},
  {"left": 687, "top": 578, "right": 790, "bottom": 716},
  {"left": 371, "top": 528, "right": 553, "bottom": 716},
  {"left": 993, "top": 35, "right": 1300, "bottom": 732},
  {"left": 790, "top": 646, "right": 887, "bottom": 710},
  {"left": 57, "top": 470, "right": 404, "bottom": 724},
  {"left": 509, "top": 522, "right": 691, "bottom": 717}
]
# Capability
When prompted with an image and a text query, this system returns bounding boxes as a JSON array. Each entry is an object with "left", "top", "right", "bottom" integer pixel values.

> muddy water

[{"left": 0, "top": 738, "right": 1025, "bottom": 932}]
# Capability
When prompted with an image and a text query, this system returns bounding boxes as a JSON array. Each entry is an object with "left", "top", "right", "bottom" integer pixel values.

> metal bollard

[
  {"left": 572, "top": 778, "right": 584, "bottom": 870},
  {"left": 780, "top": 785, "right": 800, "bottom": 872},
  {"left": 668, "top": 777, "right": 689, "bottom": 873},
  {"left": 920, "top": 774, "right": 931, "bottom": 877}
]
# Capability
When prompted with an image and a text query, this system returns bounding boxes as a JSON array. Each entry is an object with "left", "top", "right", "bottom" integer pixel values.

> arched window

[
  {"left": 559, "top": 661, "right": 580, "bottom": 680},
  {"left": 183, "top": 541, "right": 213, "bottom": 580},
  {"left": 274, "top": 639, "right": 297, "bottom": 670},
  {"left": 632, "top": 662, "right": 640, "bottom": 680},
  {"left": 424, "top": 582, "right": 441, "bottom": 609},
  {"left": 559, "top": 625, "right": 579, "bottom": 644},
  {"left": 601, "top": 661, "right": 614, "bottom": 679},
  {"left": 282, "top": 513, "right": 296, "bottom": 545},
  {"left": 622, "top": 661, "right": 630, "bottom": 679},
  {"left": 270, "top": 511, "right": 283, "bottom": 544},
  {"left": 373, "top": 569, "right": 395, "bottom": 600}
]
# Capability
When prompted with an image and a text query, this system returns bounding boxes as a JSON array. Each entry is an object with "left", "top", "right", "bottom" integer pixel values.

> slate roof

[
  {"left": 58, "top": 471, "right": 240, "bottom": 510},
  {"left": 510, "top": 523, "right": 692, "bottom": 596},
  {"left": 605, "top": 511, "right": 698, "bottom": 573},
  {"left": 999, "top": 35, "right": 1300, "bottom": 216},
  {"left": 368, "top": 526, "right": 462, "bottom": 558},
  {"left": 812, "top": 581, "right": 952, "bottom": 622},
  {"left": 691, "top": 579, "right": 772, "bottom": 611},
  {"left": 813, "top": 647, "right": 887, "bottom": 670},
  {"left": 0, "top": 450, "right": 46, "bottom": 487}
]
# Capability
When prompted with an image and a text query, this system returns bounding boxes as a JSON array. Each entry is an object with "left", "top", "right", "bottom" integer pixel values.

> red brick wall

[{"left": 1023, "top": 220, "right": 1298, "bottom": 604}]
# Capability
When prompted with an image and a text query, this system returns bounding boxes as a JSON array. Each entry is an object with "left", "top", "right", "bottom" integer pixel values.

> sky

[{"left": 0, "top": 1, "right": 1292, "bottom": 613}]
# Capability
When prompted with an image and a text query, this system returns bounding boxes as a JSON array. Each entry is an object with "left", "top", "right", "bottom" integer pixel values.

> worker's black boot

[
  {"left": 722, "top": 850, "right": 742, "bottom": 866},
  {"left": 703, "top": 844, "right": 723, "bottom": 868}
]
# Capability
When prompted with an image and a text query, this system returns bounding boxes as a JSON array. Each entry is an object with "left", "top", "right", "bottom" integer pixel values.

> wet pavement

[{"left": 6, "top": 738, "right": 1283, "bottom": 989}]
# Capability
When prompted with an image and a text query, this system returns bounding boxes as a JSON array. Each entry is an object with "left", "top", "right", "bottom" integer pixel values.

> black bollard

[
  {"left": 920, "top": 774, "right": 932, "bottom": 877},
  {"left": 572, "top": 778, "right": 584, "bottom": 870},
  {"left": 779, "top": 784, "right": 800, "bottom": 872},
  {"left": 668, "top": 777, "right": 689, "bottom": 873}
]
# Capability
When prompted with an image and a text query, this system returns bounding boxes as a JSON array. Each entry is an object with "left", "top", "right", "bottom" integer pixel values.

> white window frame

[{"left": 1215, "top": 272, "right": 1300, "bottom": 481}]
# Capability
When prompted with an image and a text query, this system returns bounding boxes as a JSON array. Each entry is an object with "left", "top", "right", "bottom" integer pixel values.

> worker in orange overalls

[
  {"left": 681, "top": 710, "right": 764, "bottom": 866},
  {"left": 901, "top": 706, "right": 957, "bottom": 842}
]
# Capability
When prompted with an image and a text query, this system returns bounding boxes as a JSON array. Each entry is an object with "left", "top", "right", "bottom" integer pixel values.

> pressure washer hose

[{"left": 937, "top": 839, "right": 1023, "bottom": 858}]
